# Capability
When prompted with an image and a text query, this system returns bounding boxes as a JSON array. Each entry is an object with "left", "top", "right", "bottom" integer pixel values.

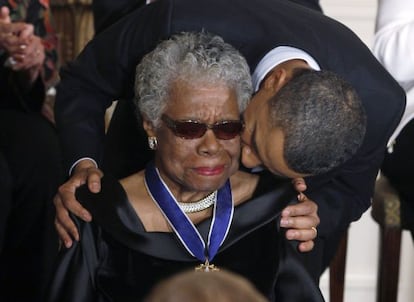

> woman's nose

[{"left": 198, "top": 129, "right": 221, "bottom": 155}]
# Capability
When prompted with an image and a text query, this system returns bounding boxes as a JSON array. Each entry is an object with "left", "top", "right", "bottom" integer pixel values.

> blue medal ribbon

[{"left": 144, "top": 161, "right": 233, "bottom": 263}]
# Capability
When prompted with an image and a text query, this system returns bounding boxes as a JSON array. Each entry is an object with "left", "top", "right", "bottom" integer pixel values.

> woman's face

[{"left": 148, "top": 80, "right": 242, "bottom": 195}]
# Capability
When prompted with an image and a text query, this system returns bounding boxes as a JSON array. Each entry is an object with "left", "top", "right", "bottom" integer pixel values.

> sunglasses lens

[
  {"left": 214, "top": 121, "right": 244, "bottom": 140},
  {"left": 175, "top": 122, "right": 206, "bottom": 139},
  {"left": 162, "top": 115, "right": 243, "bottom": 140}
]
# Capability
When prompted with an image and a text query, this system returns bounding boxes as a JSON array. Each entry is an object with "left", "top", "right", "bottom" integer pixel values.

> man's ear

[
  {"left": 143, "top": 116, "right": 157, "bottom": 137},
  {"left": 262, "top": 67, "right": 288, "bottom": 94}
]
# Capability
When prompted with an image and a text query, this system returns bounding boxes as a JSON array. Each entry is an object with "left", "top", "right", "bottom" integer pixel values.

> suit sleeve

[
  {"left": 54, "top": 1, "right": 171, "bottom": 172},
  {"left": 92, "top": 0, "right": 147, "bottom": 34},
  {"left": 284, "top": 0, "right": 323, "bottom": 12},
  {"left": 306, "top": 43, "right": 406, "bottom": 238},
  {"left": 305, "top": 148, "right": 382, "bottom": 238}
]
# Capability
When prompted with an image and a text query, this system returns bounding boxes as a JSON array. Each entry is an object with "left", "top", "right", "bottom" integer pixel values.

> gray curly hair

[{"left": 134, "top": 32, "right": 252, "bottom": 126}]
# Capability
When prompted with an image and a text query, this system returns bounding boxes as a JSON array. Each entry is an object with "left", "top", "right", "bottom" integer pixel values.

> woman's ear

[{"left": 142, "top": 116, "right": 157, "bottom": 137}]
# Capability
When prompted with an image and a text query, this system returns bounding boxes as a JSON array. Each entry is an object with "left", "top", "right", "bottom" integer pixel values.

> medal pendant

[{"left": 195, "top": 260, "right": 220, "bottom": 272}]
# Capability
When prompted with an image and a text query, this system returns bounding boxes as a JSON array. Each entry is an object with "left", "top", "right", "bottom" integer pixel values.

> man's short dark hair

[{"left": 268, "top": 69, "right": 366, "bottom": 175}]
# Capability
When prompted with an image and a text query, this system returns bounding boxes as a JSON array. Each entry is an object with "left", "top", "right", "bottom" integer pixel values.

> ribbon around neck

[{"left": 144, "top": 161, "right": 234, "bottom": 262}]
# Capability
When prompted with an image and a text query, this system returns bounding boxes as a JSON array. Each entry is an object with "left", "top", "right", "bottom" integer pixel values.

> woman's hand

[
  {"left": 9, "top": 35, "right": 45, "bottom": 69},
  {"left": 0, "top": 6, "right": 45, "bottom": 82},
  {"left": 1, "top": 6, "right": 32, "bottom": 54},
  {"left": 54, "top": 160, "right": 104, "bottom": 248},
  {"left": 280, "top": 178, "right": 320, "bottom": 252}
]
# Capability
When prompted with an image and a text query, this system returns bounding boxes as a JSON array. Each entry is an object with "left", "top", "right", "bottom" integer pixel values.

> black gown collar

[{"left": 76, "top": 174, "right": 296, "bottom": 261}]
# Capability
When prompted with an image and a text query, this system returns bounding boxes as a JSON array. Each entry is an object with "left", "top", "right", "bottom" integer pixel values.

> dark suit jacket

[
  {"left": 55, "top": 0, "right": 405, "bottom": 246},
  {"left": 285, "top": 0, "right": 323, "bottom": 12},
  {"left": 92, "top": 0, "right": 147, "bottom": 34}
]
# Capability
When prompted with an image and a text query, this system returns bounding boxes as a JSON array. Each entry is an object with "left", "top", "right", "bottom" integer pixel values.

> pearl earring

[{"left": 148, "top": 136, "right": 158, "bottom": 150}]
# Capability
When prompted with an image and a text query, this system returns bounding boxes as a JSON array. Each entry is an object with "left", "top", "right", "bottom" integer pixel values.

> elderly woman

[{"left": 47, "top": 32, "right": 324, "bottom": 301}]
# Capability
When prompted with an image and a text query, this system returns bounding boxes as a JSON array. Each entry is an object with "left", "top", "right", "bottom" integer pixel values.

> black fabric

[
  {"left": 283, "top": 0, "right": 323, "bottom": 12},
  {"left": 103, "top": 99, "right": 153, "bottom": 178},
  {"left": 92, "top": 0, "right": 150, "bottom": 178},
  {"left": 0, "top": 66, "right": 45, "bottom": 112},
  {"left": 381, "top": 119, "right": 414, "bottom": 238},
  {"left": 0, "top": 110, "right": 63, "bottom": 302},
  {"left": 92, "top": 0, "right": 147, "bottom": 34},
  {"left": 55, "top": 0, "right": 406, "bottom": 279},
  {"left": 47, "top": 175, "right": 324, "bottom": 302}
]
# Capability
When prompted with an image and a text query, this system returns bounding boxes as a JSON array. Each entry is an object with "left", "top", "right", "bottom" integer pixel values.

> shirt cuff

[{"left": 69, "top": 157, "right": 98, "bottom": 176}]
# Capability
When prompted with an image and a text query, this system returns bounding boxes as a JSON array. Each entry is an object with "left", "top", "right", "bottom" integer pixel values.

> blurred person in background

[
  {"left": 373, "top": 0, "right": 414, "bottom": 239},
  {"left": 0, "top": 1, "right": 62, "bottom": 301}
]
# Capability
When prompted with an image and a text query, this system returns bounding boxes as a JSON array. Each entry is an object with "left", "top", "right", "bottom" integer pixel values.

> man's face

[{"left": 241, "top": 90, "right": 307, "bottom": 179}]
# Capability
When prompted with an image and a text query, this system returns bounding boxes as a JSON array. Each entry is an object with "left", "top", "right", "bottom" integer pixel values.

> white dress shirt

[{"left": 373, "top": 0, "right": 414, "bottom": 149}]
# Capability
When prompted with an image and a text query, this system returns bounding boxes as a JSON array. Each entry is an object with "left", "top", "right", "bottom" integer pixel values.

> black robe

[{"left": 47, "top": 174, "right": 324, "bottom": 302}]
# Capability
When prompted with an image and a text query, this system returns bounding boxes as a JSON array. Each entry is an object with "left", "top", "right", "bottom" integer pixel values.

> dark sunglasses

[{"left": 161, "top": 114, "right": 244, "bottom": 140}]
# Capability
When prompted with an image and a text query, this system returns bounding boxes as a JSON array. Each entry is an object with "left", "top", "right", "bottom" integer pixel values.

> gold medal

[{"left": 195, "top": 259, "right": 220, "bottom": 272}]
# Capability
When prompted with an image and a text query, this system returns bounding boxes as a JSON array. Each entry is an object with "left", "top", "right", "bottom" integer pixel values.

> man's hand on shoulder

[{"left": 54, "top": 159, "right": 104, "bottom": 248}]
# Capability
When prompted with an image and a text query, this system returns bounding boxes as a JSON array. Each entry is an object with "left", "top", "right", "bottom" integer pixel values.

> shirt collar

[{"left": 252, "top": 46, "right": 321, "bottom": 92}]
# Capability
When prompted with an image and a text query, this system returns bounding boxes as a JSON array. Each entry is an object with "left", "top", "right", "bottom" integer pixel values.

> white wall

[{"left": 318, "top": 1, "right": 414, "bottom": 301}]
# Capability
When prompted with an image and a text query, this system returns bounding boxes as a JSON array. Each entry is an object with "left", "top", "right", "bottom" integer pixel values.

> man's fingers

[
  {"left": 57, "top": 177, "right": 92, "bottom": 221},
  {"left": 311, "top": 226, "right": 318, "bottom": 237},
  {"left": 282, "top": 199, "right": 318, "bottom": 217},
  {"left": 285, "top": 228, "right": 317, "bottom": 252},
  {"left": 53, "top": 194, "right": 80, "bottom": 244},
  {"left": 55, "top": 208, "right": 81, "bottom": 241},
  {"left": 54, "top": 219, "right": 74, "bottom": 249},
  {"left": 280, "top": 214, "right": 319, "bottom": 229},
  {"left": 298, "top": 240, "right": 315, "bottom": 253},
  {"left": 285, "top": 227, "right": 318, "bottom": 241},
  {"left": 86, "top": 168, "right": 103, "bottom": 193},
  {"left": 292, "top": 177, "right": 307, "bottom": 192},
  {"left": 285, "top": 179, "right": 318, "bottom": 253},
  {"left": 52, "top": 166, "right": 103, "bottom": 248}
]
